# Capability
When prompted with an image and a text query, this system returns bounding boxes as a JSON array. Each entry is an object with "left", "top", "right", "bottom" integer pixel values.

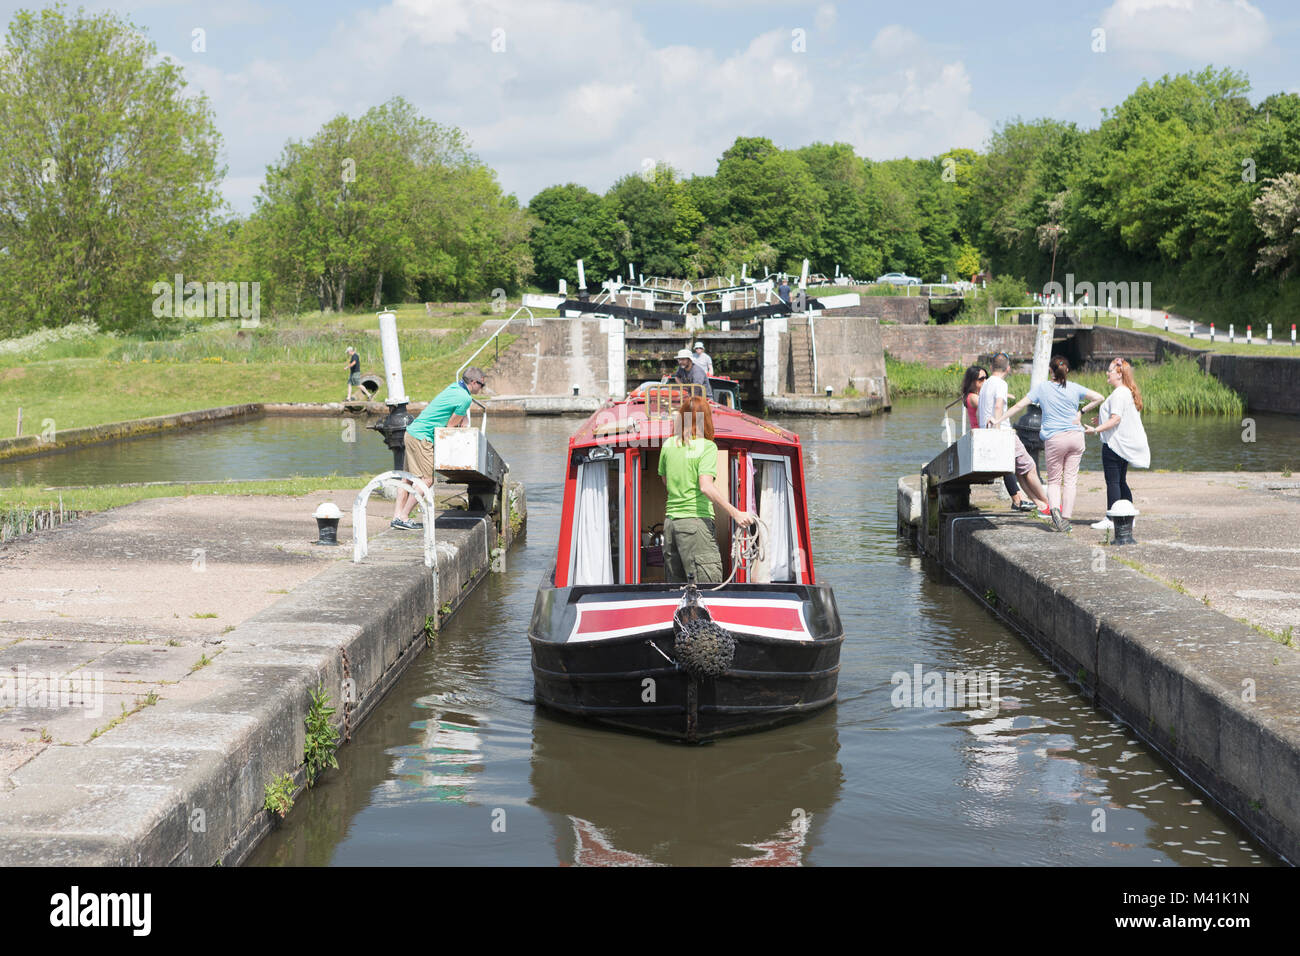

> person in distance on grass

[
  {"left": 979, "top": 353, "right": 1050, "bottom": 518},
  {"left": 345, "top": 346, "right": 361, "bottom": 401},
  {"left": 391, "top": 367, "right": 486, "bottom": 530}
]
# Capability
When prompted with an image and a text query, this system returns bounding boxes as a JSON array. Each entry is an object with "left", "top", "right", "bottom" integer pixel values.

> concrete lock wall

[
  {"left": 484, "top": 318, "right": 610, "bottom": 398},
  {"left": 1201, "top": 354, "right": 1300, "bottom": 415},
  {"left": 809, "top": 316, "right": 889, "bottom": 399}
]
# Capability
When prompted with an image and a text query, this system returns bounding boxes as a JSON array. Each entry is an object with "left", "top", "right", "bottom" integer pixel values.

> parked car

[{"left": 875, "top": 272, "right": 921, "bottom": 286}]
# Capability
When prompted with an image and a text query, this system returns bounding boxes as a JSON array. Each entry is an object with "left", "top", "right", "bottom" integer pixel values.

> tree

[
  {"left": 254, "top": 98, "right": 525, "bottom": 311},
  {"left": 712, "top": 137, "right": 827, "bottom": 271},
  {"left": 0, "top": 6, "right": 224, "bottom": 333},
  {"left": 606, "top": 165, "right": 702, "bottom": 279},
  {"left": 527, "top": 184, "right": 626, "bottom": 290},
  {"left": 1252, "top": 173, "right": 1300, "bottom": 278}
]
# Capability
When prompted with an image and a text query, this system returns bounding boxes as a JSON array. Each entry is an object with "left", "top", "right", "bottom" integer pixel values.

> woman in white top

[{"left": 1081, "top": 357, "right": 1150, "bottom": 530}]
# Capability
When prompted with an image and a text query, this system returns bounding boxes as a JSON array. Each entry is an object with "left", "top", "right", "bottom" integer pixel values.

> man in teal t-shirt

[{"left": 392, "top": 367, "right": 486, "bottom": 529}]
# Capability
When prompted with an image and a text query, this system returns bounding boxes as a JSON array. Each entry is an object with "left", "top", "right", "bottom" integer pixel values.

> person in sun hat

[
  {"left": 670, "top": 348, "right": 713, "bottom": 401},
  {"left": 692, "top": 341, "right": 714, "bottom": 377}
]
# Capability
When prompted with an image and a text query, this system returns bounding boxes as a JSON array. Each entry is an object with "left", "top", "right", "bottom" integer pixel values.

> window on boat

[
  {"left": 569, "top": 457, "right": 623, "bottom": 586},
  {"left": 746, "top": 454, "right": 801, "bottom": 583}
]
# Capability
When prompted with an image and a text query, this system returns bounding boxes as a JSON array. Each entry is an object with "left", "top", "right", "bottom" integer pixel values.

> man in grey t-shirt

[{"left": 671, "top": 349, "right": 713, "bottom": 400}]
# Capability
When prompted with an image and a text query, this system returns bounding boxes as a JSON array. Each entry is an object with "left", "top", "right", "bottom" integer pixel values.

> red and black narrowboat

[{"left": 528, "top": 385, "right": 844, "bottom": 742}]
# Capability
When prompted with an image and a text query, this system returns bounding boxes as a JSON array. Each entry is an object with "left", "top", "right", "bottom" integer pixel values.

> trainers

[
  {"left": 1013, "top": 500, "right": 1037, "bottom": 512},
  {"left": 1090, "top": 518, "right": 1113, "bottom": 530},
  {"left": 1049, "top": 508, "right": 1071, "bottom": 533},
  {"left": 390, "top": 518, "right": 422, "bottom": 530}
]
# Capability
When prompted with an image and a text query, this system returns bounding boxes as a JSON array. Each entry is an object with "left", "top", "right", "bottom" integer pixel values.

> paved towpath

[
  {"left": 969, "top": 470, "right": 1300, "bottom": 641},
  {"left": 0, "top": 490, "right": 402, "bottom": 774}
]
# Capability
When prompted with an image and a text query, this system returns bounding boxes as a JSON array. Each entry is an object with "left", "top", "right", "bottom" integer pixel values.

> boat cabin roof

[{"left": 570, "top": 389, "right": 799, "bottom": 453}]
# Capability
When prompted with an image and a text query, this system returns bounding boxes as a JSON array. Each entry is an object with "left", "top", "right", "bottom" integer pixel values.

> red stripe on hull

[{"left": 574, "top": 603, "right": 805, "bottom": 635}]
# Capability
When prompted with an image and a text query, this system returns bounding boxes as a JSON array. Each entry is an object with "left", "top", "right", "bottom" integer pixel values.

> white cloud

[
  {"left": 152, "top": 1, "right": 994, "bottom": 211},
  {"left": 1099, "top": 0, "right": 1271, "bottom": 60}
]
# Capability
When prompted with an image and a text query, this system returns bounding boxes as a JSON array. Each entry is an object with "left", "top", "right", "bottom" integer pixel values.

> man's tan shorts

[{"left": 403, "top": 433, "right": 436, "bottom": 483}]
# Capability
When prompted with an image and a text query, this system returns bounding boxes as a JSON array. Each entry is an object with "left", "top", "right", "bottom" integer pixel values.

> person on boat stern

[
  {"left": 658, "top": 396, "right": 754, "bottom": 583},
  {"left": 671, "top": 348, "right": 713, "bottom": 400},
  {"left": 391, "top": 367, "right": 486, "bottom": 530},
  {"left": 692, "top": 341, "right": 714, "bottom": 376}
]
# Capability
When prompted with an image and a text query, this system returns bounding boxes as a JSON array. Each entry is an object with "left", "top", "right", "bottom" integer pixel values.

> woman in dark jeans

[
  {"left": 960, "top": 365, "right": 1034, "bottom": 512},
  {"left": 1081, "top": 358, "right": 1150, "bottom": 529}
]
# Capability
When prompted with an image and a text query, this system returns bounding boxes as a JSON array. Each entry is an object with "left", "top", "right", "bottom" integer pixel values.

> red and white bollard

[
  {"left": 1210, "top": 323, "right": 1215, "bottom": 343},
  {"left": 1247, "top": 324, "right": 1253, "bottom": 344}
]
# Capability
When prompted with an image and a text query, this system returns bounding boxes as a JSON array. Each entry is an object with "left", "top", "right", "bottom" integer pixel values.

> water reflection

[{"left": 529, "top": 712, "right": 843, "bottom": 866}]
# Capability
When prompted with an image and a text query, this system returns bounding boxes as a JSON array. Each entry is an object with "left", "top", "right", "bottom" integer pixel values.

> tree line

[{"left": 1, "top": 8, "right": 1297, "bottom": 337}]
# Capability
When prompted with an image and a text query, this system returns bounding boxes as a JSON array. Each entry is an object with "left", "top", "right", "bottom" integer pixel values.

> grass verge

[
  {"left": 885, "top": 355, "right": 1244, "bottom": 415},
  {"left": 0, "top": 475, "right": 367, "bottom": 515}
]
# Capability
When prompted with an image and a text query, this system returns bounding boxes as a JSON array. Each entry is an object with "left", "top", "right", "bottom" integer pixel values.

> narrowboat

[{"left": 528, "top": 385, "right": 844, "bottom": 743}]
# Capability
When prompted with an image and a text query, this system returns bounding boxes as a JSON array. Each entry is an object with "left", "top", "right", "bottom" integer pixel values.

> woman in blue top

[{"left": 994, "top": 356, "right": 1103, "bottom": 532}]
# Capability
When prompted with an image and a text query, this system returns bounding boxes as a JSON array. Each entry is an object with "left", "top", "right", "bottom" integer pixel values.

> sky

[{"left": 4, "top": 0, "right": 1296, "bottom": 214}]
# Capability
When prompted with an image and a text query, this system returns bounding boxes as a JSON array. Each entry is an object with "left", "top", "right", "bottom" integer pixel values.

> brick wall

[
  {"left": 880, "top": 326, "right": 1037, "bottom": 367},
  {"left": 832, "top": 295, "right": 929, "bottom": 325}
]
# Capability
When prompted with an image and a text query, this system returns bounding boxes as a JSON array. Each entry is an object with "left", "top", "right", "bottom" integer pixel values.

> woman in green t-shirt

[{"left": 657, "top": 396, "right": 755, "bottom": 583}]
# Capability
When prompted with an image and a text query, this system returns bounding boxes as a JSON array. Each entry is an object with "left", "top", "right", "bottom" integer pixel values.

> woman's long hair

[
  {"left": 673, "top": 395, "right": 715, "bottom": 441},
  {"left": 1114, "top": 358, "right": 1144, "bottom": 412},
  {"left": 960, "top": 365, "right": 985, "bottom": 401},
  {"left": 1050, "top": 354, "right": 1070, "bottom": 386}
]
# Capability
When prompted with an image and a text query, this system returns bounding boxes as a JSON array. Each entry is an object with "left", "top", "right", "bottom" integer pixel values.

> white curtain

[
  {"left": 751, "top": 459, "right": 792, "bottom": 583},
  {"left": 572, "top": 462, "right": 613, "bottom": 585}
]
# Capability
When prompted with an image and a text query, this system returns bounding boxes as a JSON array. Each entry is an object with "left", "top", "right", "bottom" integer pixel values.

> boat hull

[{"left": 529, "top": 582, "right": 843, "bottom": 742}]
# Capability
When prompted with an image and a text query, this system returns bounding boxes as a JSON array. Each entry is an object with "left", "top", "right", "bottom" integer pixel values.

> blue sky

[{"left": 4, "top": 0, "right": 1295, "bottom": 213}]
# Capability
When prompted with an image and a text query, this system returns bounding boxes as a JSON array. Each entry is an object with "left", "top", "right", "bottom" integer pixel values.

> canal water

[
  {"left": 2, "top": 401, "right": 1298, "bottom": 489},
  {"left": 221, "top": 403, "right": 1274, "bottom": 866}
]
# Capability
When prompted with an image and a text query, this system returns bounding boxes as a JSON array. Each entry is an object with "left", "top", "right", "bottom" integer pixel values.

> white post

[
  {"left": 559, "top": 278, "right": 567, "bottom": 296},
  {"left": 1031, "top": 312, "right": 1055, "bottom": 388},
  {"left": 1268, "top": 323, "right": 1273, "bottom": 344},
  {"left": 576, "top": 259, "right": 586, "bottom": 291},
  {"left": 378, "top": 311, "right": 408, "bottom": 404},
  {"left": 1189, "top": 320, "right": 1195, "bottom": 338},
  {"left": 799, "top": 258, "right": 809, "bottom": 290},
  {"left": 1230, "top": 324, "right": 1234, "bottom": 343}
]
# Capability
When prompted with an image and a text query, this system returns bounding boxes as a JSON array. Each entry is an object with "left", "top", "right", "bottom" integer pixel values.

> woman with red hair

[
  {"left": 1083, "top": 357, "right": 1151, "bottom": 530},
  {"left": 657, "top": 396, "right": 755, "bottom": 583}
]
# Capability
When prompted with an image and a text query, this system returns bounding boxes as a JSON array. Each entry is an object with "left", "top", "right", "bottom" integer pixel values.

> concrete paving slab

[
  {"left": 0, "top": 640, "right": 119, "bottom": 672},
  {"left": 0, "top": 480, "right": 526, "bottom": 864}
]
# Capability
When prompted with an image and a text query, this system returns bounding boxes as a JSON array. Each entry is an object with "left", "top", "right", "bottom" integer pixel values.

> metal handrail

[{"left": 457, "top": 306, "right": 533, "bottom": 381}]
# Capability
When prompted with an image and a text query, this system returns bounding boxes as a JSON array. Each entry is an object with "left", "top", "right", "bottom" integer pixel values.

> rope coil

[{"left": 710, "top": 515, "right": 769, "bottom": 590}]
